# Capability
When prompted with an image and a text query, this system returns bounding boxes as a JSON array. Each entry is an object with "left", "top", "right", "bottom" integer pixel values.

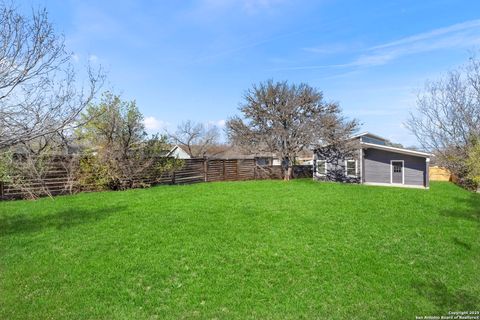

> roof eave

[
  {"left": 350, "top": 132, "right": 388, "bottom": 141},
  {"left": 360, "top": 142, "right": 433, "bottom": 158}
]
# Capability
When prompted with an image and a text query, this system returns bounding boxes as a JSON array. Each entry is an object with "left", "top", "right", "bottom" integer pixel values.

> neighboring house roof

[
  {"left": 361, "top": 142, "right": 433, "bottom": 158},
  {"left": 166, "top": 145, "right": 191, "bottom": 159}
]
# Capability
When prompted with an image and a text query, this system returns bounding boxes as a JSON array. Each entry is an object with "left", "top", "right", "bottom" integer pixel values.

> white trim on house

[
  {"left": 361, "top": 142, "right": 432, "bottom": 158},
  {"left": 316, "top": 159, "right": 327, "bottom": 176},
  {"left": 345, "top": 159, "right": 357, "bottom": 177},
  {"left": 363, "top": 182, "right": 427, "bottom": 189},
  {"left": 390, "top": 160, "right": 405, "bottom": 185},
  {"left": 359, "top": 149, "right": 363, "bottom": 184}
]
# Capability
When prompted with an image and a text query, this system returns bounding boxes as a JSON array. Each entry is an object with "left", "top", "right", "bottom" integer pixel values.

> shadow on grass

[
  {"left": 0, "top": 205, "right": 125, "bottom": 237},
  {"left": 441, "top": 192, "right": 480, "bottom": 223},
  {"left": 413, "top": 279, "right": 480, "bottom": 312},
  {"left": 453, "top": 237, "right": 472, "bottom": 250}
]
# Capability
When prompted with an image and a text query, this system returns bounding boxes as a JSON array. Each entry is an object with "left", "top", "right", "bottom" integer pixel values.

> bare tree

[
  {"left": 226, "top": 80, "right": 359, "bottom": 180},
  {"left": 0, "top": 3, "right": 103, "bottom": 149},
  {"left": 406, "top": 55, "right": 480, "bottom": 186},
  {"left": 169, "top": 120, "right": 220, "bottom": 157}
]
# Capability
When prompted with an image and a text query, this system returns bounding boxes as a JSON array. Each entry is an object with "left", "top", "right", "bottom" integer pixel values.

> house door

[{"left": 391, "top": 161, "right": 404, "bottom": 184}]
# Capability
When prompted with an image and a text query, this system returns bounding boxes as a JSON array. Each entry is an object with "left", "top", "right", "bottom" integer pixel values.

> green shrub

[
  {"left": 78, "top": 154, "right": 112, "bottom": 191},
  {"left": 466, "top": 140, "right": 480, "bottom": 189},
  {"left": 0, "top": 152, "right": 12, "bottom": 183}
]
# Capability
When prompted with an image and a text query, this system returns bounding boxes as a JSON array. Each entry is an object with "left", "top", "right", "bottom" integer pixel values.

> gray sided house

[{"left": 313, "top": 132, "right": 432, "bottom": 189}]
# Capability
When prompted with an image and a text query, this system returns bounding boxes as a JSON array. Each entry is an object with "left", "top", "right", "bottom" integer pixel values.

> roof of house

[
  {"left": 361, "top": 142, "right": 433, "bottom": 158},
  {"left": 166, "top": 145, "right": 180, "bottom": 157},
  {"left": 166, "top": 145, "right": 191, "bottom": 158},
  {"left": 314, "top": 131, "right": 432, "bottom": 158},
  {"left": 350, "top": 132, "right": 388, "bottom": 141}
]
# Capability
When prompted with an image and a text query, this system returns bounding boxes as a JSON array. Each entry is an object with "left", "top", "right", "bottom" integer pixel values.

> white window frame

[
  {"left": 345, "top": 159, "right": 357, "bottom": 177},
  {"left": 390, "top": 160, "right": 405, "bottom": 184},
  {"left": 316, "top": 159, "right": 327, "bottom": 176}
]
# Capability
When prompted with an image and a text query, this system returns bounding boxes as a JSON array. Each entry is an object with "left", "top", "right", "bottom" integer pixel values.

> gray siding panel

[{"left": 363, "top": 149, "right": 426, "bottom": 186}]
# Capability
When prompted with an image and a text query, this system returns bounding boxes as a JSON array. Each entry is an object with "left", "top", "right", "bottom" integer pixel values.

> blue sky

[{"left": 21, "top": 0, "right": 480, "bottom": 146}]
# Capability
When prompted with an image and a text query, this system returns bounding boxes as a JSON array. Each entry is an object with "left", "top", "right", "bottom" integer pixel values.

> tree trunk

[
  {"left": 285, "top": 166, "right": 292, "bottom": 181},
  {"left": 281, "top": 156, "right": 289, "bottom": 181}
]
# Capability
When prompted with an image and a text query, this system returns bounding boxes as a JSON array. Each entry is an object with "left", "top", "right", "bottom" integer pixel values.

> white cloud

[
  {"left": 71, "top": 53, "right": 80, "bottom": 62},
  {"left": 88, "top": 54, "right": 99, "bottom": 63},
  {"left": 275, "top": 19, "right": 480, "bottom": 71},
  {"left": 371, "top": 20, "right": 480, "bottom": 51},
  {"left": 351, "top": 19, "right": 480, "bottom": 67},
  {"left": 207, "top": 119, "right": 226, "bottom": 128},
  {"left": 303, "top": 43, "right": 350, "bottom": 55},
  {"left": 144, "top": 116, "right": 169, "bottom": 132}
]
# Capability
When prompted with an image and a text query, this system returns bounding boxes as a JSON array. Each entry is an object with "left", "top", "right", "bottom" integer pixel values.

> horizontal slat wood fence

[
  {"left": 0, "top": 157, "right": 312, "bottom": 200},
  {"left": 429, "top": 166, "right": 452, "bottom": 181},
  {"left": 1, "top": 157, "right": 73, "bottom": 199}
]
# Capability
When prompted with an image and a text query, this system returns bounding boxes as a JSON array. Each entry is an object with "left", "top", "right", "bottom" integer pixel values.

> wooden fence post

[
  {"left": 0, "top": 181, "right": 4, "bottom": 200},
  {"left": 204, "top": 159, "right": 208, "bottom": 182},
  {"left": 172, "top": 171, "right": 176, "bottom": 185},
  {"left": 236, "top": 159, "right": 239, "bottom": 180},
  {"left": 223, "top": 160, "right": 226, "bottom": 180}
]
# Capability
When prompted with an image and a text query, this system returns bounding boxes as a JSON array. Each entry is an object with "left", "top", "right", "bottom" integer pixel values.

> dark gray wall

[{"left": 363, "top": 148, "right": 427, "bottom": 186}]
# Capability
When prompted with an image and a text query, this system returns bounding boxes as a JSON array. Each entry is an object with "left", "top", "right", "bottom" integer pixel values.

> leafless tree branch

[
  {"left": 406, "top": 55, "right": 480, "bottom": 182},
  {"left": 0, "top": 3, "right": 104, "bottom": 149},
  {"left": 168, "top": 120, "right": 220, "bottom": 157}
]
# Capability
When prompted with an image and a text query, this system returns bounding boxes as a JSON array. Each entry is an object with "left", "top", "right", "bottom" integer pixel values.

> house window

[
  {"left": 256, "top": 157, "right": 270, "bottom": 166},
  {"left": 345, "top": 160, "right": 357, "bottom": 177},
  {"left": 316, "top": 160, "right": 327, "bottom": 175},
  {"left": 393, "top": 163, "right": 402, "bottom": 173}
]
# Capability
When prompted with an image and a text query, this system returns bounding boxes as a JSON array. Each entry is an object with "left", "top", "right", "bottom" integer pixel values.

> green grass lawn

[{"left": 0, "top": 180, "right": 479, "bottom": 319}]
